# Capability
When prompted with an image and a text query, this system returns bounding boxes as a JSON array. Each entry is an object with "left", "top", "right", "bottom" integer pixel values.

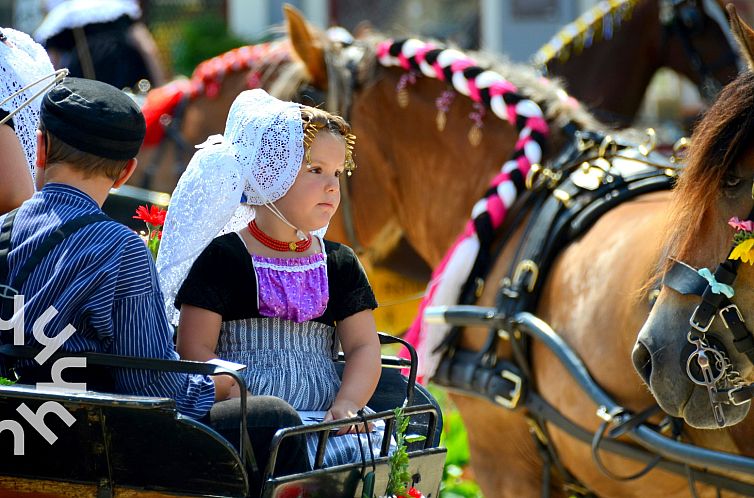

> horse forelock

[
  {"left": 664, "top": 71, "right": 754, "bottom": 270},
  {"left": 266, "top": 61, "right": 310, "bottom": 101}
]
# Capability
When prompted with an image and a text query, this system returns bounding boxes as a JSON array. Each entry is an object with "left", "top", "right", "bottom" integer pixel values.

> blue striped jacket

[{"left": 0, "top": 183, "right": 215, "bottom": 419}]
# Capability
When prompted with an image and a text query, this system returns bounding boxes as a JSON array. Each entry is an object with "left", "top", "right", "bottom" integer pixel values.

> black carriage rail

[
  {"left": 0, "top": 331, "right": 446, "bottom": 498},
  {"left": 0, "top": 343, "right": 255, "bottom": 469},
  {"left": 425, "top": 305, "right": 754, "bottom": 496},
  {"left": 264, "top": 404, "right": 440, "bottom": 479}
]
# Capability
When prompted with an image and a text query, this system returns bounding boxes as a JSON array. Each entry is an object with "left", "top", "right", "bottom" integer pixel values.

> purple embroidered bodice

[{"left": 251, "top": 251, "right": 329, "bottom": 322}]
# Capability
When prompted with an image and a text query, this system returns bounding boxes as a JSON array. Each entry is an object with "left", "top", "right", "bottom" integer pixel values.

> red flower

[
  {"left": 133, "top": 204, "right": 167, "bottom": 227},
  {"left": 407, "top": 488, "right": 424, "bottom": 498}
]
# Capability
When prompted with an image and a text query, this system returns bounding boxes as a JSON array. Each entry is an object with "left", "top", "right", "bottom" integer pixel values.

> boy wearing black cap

[
  {"left": 0, "top": 77, "right": 310, "bottom": 485},
  {"left": 0, "top": 77, "right": 215, "bottom": 418}
]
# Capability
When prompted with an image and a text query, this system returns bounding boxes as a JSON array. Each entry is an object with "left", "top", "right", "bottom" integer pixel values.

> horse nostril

[{"left": 632, "top": 341, "right": 653, "bottom": 385}]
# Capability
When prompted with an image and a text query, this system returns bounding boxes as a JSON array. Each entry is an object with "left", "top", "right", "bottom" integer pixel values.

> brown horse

[
  {"left": 633, "top": 6, "right": 754, "bottom": 436},
  {"left": 283, "top": 5, "right": 754, "bottom": 497},
  {"left": 536, "top": 0, "right": 740, "bottom": 128},
  {"left": 131, "top": 0, "right": 740, "bottom": 195},
  {"left": 129, "top": 40, "right": 305, "bottom": 194}
]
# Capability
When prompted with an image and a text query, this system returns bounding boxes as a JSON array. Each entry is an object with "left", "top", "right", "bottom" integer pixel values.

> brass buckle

[
  {"left": 495, "top": 369, "right": 522, "bottom": 409},
  {"left": 525, "top": 164, "right": 561, "bottom": 190},
  {"left": 638, "top": 128, "right": 657, "bottom": 156},
  {"left": 513, "top": 260, "right": 539, "bottom": 293}
]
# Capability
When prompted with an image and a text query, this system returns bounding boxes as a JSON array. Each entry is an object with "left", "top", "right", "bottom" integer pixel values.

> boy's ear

[
  {"left": 35, "top": 129, "right": 46, "bottom": 169},
  {"left": 113, "top": 158, "right": 138, "bottom": 188}
]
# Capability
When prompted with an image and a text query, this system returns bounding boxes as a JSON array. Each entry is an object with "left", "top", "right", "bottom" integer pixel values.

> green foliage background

[{"left": 431, "top": 386, "right": 484, "bottom": 498}]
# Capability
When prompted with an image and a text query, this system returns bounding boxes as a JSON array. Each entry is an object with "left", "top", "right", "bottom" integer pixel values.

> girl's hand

[
  {"left": 324, "top": 400, "right": 373, "bottom": 435},
  {"left": 228, "top": 382, "right": 242, "bottom": 398}
]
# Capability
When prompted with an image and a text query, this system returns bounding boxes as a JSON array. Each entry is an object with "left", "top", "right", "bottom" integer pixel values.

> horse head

[
  {"left": 658, "top": 0, "right": 741, "bottom": 102},
  {"left": 284, "top": 5, "right": 599, "bottom": 266},
  {"left": 633, "top": 5, "right": 754, "bottom": 429},
  {"left": 538, "top": 0, "right": 740, "bottom": 127}
]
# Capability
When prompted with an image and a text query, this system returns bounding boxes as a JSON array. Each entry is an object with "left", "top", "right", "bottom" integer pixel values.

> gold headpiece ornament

[{"left": 303, "top": 120, "right": 357, "bottom": 176}]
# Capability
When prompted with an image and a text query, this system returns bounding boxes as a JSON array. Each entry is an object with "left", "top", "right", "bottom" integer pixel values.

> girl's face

[{"left": 275, "top": 131, "right": 346, "bottom": 232}]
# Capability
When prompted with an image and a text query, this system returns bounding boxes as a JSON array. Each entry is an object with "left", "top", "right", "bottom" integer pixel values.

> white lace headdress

[
  {"left": 0, "top": 28, "right": 55, "bottom": 177},
  {"left": 157, "top": 89, "right": 306, "bottom": 324},
  {"left": 34, "top": 0, "right": 141, "bottom": 43}
]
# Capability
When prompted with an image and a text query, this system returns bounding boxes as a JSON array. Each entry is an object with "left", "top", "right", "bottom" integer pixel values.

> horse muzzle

[{"left": 633, "top": 326, "right": 750, "bottom": 429}]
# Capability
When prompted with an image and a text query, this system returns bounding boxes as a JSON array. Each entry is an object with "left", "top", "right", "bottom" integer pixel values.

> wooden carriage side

[{"left": 0, "top": 335, "right": 446, "bottom": 498}]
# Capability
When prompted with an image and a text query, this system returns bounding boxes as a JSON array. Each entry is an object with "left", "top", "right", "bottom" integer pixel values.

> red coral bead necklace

[{"left": 248, "top": 220, "right": 312, "bottom": 252}]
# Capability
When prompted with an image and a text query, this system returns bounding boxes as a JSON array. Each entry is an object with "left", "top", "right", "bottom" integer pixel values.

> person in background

[{"left": 36, "top": 0, "right": 167, "bottom": 90}]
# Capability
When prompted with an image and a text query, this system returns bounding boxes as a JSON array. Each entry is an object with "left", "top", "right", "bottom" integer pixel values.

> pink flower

[{"left": 728, "top": 217, "right": 754, "bottom": 232}]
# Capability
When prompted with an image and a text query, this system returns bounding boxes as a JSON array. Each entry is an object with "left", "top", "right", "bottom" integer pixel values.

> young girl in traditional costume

[{"left": 157, "top": 89, "right": 382, "bottom": 467}]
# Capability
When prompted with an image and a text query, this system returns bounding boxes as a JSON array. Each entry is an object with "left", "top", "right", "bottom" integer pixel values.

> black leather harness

[
  {"left": 432, "top": 131, "right": 682, "bottom": 497},
  {"left": 430, "top": 130, "right": 754, "bottom": 496}
]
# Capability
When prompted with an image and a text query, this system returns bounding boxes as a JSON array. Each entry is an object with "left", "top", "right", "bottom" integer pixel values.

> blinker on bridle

[{"left": 663, "top": 198, "right": 754, "bottom": 427}]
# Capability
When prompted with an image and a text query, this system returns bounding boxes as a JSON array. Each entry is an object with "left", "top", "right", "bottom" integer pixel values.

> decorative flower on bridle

[{"left": 728, "top": 216, "right": 754, "bottom": 264}]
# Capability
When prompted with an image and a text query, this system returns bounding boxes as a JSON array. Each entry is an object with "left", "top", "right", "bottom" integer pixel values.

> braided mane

[
  {"left": 533, "top": 0, "right": 638, "bottom": 68},
  {"left": 142, "top": 39, "right": 305, "bottom": 146}
]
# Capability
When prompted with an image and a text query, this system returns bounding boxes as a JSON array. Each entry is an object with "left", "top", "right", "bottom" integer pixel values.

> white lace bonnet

[
  {"left": 0, "top": 28, "right": 56, "bottom": 178},
  {"left": 35, "top": 0, "right": 141, "bottom": 44},
  {"left": 156, "top": 89, "right": 306, "bottom": 324}
]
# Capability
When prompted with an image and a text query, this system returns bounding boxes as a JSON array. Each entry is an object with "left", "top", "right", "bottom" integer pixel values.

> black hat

[{"left": 41, "top": 77, "right": 146, "bottom": 160}]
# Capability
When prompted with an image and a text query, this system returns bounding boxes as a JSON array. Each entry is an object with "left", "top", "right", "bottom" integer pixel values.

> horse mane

[
  {"left": 532, "top": 0, "right": 639, "bottom": 68},
  {"left": 350, "top": 33, "right": 601, "bottom": 134},
  {"left": 664, "top": 71, "right": 754, "bottom": 268},
  {"left": 467, "top": 51, "right": 600, "bottom": 131},
  {"left": 141, "top": 38, "right": 304, "bottom": 146}
]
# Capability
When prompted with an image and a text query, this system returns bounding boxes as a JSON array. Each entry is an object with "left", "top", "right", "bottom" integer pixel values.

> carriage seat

[{"left": 0, "top": 383, "right": 249, "bottom": 496}]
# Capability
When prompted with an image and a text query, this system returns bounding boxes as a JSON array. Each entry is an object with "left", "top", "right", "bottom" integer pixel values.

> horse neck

[
  {"left": 545, "top": 0, "right": 661, "bottom": 127},
  {"left": 351, "top": 70, "right": 522, "bottom": 267},
  {"left": 326, "top": 159, "right": 402, "bottom": 264}
]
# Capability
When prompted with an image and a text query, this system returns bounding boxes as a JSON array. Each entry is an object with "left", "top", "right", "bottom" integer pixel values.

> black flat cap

[{"left": 41, "top": 77, "right": 146, "bottom": 160}]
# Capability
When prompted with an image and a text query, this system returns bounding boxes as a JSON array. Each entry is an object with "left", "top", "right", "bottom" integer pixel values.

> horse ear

[
  {"left": 727, "top": 3, "right": 754, "bottom": 72},
  {"left": 284, "top": 3, "right": 328, "bottom": 90}
]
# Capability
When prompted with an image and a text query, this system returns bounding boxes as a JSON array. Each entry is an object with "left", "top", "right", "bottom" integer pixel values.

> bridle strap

[
  {"left": 664, "top": 257, "right": 754, "bottom": 363},
  {"left": 321, "top": 41, "right": 370, "bottom": 254}
]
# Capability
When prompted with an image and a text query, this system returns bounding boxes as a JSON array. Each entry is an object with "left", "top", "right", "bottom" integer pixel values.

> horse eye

[{"left": 723, "top": 175, "right": 742, "bottom": 190}]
